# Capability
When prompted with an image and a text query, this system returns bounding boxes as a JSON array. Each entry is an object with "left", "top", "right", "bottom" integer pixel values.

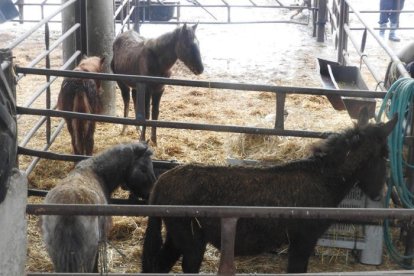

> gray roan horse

[
  {"left": 142, "top": 111, "right": 398, "bottom": 274},
  {"left": 111, "top": 23, "right": 204, "bottom": 144},
  {"left": 42, "top": 143, "right": 156, "bottom": 272}
]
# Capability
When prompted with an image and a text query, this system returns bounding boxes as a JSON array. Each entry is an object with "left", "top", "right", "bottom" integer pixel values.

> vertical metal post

[
  {"left": 79, "top": 0, "right": 87, "bottom": 56},
  {"left": 176, "top": 1, "right": 181, "bottom": 25},
  {"left": 62, "top": 0, "right": 78, "bottom": 68},
  {"left": 312, "top": 0, "right": 318, "bottom": 38},
  {"left": 86, "top": 0, "right": 116, "bottom": 115},
  {"left": 404, "top": 109, "right": 414, "bottom": 266},
  {"left": 316, "top": 0, "right": 327, "bottom": 42},
  {"left": 45, "top": 23, "right": 51, "bottom": 144},
  {"left": 275, "top": 93, "right": 286, "bottom": 129},
  {"left": 337, "top": 0, "right": 348, "bottom": 65},
  {"left": 218, "top": 218, "right": 238, "bottom": 275}
]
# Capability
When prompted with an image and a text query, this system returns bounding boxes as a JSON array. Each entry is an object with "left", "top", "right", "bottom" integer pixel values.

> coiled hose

[{"left": 376, "top": 77, "right": 414, "bottom": 268}]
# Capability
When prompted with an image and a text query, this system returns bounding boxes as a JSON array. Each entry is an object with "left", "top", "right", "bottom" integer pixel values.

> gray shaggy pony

[{"left": 42, "top": 143, "right": 156, "bottom": 272}]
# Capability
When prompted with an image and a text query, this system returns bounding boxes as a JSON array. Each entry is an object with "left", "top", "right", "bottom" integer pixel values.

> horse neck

[
  {"left": 318, "top": 149, "right": 369, "bottom": 197},
  {"left": 147, "top": 28, "right": 180, "bottom": 72},
  {"left": 276, "top": 158, "right": 358, "bottom": 207},
  {"left": 76, "top": 157, "right": 129, "bottom": 197}
]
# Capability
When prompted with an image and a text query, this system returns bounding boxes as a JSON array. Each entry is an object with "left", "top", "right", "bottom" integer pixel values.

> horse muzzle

[{"left": 191, "top": 65, "right": 204, "bottom": 75}]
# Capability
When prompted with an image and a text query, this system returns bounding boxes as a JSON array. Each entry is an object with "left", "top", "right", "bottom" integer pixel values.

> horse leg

[
  {"left": 117, "top": 81, "right": 130, "bottom": 135},
  {"left": 140, "top": 88, "right": 152, "bottom": 142},
  {"left": 131, "top": 88, "right": 147, "bottom": 141},
  {"left": 181, "top": 238, "right": 206, "bottom": 273},
  {"left": 85, "top": 121, "right": 95, "bottom": 156},
  {"left": 179, "top": 220, "right": 206, "bottom": 273},
  {"left": 67, "top": 119, "right": 81, "bottom": 155},
  {"left": 286, "top": 232, "right": 319, "bottom": 273},
  {"left": 150, "top": 89, "right": 163, "bottom": 144},
  {"left": 156, "top": 232, "right": 182, "bottom": 272}
]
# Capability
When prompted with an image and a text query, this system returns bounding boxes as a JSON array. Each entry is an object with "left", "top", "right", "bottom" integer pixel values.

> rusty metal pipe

[{"left": 26, "top": 204, "right": 414, "bottom": 222}]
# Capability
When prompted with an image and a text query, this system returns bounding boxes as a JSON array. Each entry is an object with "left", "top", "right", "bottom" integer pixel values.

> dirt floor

[{"left": 1, "top": 0, "right": 414, "bottom": 274}]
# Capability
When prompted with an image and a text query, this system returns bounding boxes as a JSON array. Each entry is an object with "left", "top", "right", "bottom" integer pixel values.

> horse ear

[
  {"left": 192, "top": 23, "right": 198, "bottom": 31},
  {"left": 100, "top": 56, "right": 105, "bottom": 65},
  {"left": 357, "top": 106, "right": 369, "bottom": 127},
  {"left": 133, "top": 142, "right": 152, "bottom": 157},
  {"left": 382, "top": 113, "right": 398, "bottom": 137}
]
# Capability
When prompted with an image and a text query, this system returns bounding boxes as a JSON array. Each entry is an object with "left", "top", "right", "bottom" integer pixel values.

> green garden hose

[{"left": 376, "top": 77, "right": 414, "bottom": 268}]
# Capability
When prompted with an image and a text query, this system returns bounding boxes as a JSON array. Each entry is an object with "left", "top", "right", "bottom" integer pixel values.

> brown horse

[
  {"left": 111, "top": 23, "right": 204, "bottom": 144},
  {"left": 57, "top": 56, "right": 105, "bottom": 156}
]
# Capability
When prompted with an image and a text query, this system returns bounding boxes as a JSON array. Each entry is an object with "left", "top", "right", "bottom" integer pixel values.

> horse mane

[
  {"left": 76, "top": 143, "right": 151, "bottom": 172},
  {"left": 146, "top": 27, "right": 180, "bottom": 52},
  {"left": 311, "top": 122, "right": 388, "bottom": 166}
]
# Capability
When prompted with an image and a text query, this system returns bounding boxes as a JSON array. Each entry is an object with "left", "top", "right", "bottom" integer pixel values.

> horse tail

[
  {"left": 71, "top": 80, "right": 98, "bottom": 155},
  {"left": 142, "top": 216, "right": 163, "bottom": 272},
  {"left": 43, "top": 215, "right": 99, "bottom": 272}
]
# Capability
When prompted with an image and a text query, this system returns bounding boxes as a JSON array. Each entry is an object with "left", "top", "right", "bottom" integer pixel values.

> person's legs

[
  {"left": 379, "top": 0, "right": 392, "bottom": 37},
  {"left": 389, "top": 0, "right": 404, "bottom": 25},
  {"left": 379, "top": 0, "right": 392, "bottom": 24},
  {"left": 389, "top": 0, "right": 404, "bottom": 41}
]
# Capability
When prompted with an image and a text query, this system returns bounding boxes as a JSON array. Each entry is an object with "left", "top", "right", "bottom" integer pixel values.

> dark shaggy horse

[
  {"left": 111, "top": 23, "right": 204, "bottom": 144},
  {"left": 42, "top": 143, "right": 156, "bottom": 273},
  {"left": 142, "top": 113, "right": 398, "bottom": 274},
  {"left": 57, "top": 56, "right": 105, "bottom": 156}
]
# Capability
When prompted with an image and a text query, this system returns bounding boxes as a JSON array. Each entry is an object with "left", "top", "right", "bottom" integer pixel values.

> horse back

[
  {"left": 112, "top": 30, "right": 146, "bottom": 74},
  {"left": 150, "top": 163, "right": 330, "bottom": 208},
  {"left": 45, "top": 170, "right": 107, "bottom": 205},
  {"left": 42, "top": 169, "right": 111, "bottom": 272},
  {"left": 112, "top": 30, "right": 169, "bottom": 86}
]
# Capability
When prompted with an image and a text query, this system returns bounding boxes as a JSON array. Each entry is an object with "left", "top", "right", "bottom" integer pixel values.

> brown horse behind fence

[
  {"left": 111, "top": 23, "right": 204, "bottom": 144},
  {"left": 57, "top": 56, "right": 105, "bottom": 156}
]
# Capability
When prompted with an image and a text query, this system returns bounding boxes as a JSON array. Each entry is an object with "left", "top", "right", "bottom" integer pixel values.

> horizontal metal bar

[
  {"left": 26, "top": 204, "right": 414, "bottom": 222},
  {"left": 15, "top": 67, "right": 386, "bottom": 98},
  {"left": 28, "top": 188, "right": 146, "bottom": 205},
  {"left": 128, "top": 20, "right": 309, "bottom": 25},
  {"left": 7, "top": 0, "right": 77, "bottom": 49},
  {"left": 18, "top": 146, "right": 181, "bottom": 170},
  {"left": 116, "top": 4, "right": 312, "bottom": 8},
  {"left": 16, "top": 106, "right": 332, "bottom": 139},
  {"left": 24, "top": 271, "right": 414, "bottom": 276}
]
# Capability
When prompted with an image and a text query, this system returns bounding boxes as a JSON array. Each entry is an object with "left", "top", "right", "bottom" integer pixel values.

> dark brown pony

[
  {"left": 57, "top": 56, "right": 105, "bottom": 155},
  {"left": 111, "top": 23, "right": 204, "bottom": 144},
  {"left": 142, "top": 112, "right": 398, "bottom": 274}
]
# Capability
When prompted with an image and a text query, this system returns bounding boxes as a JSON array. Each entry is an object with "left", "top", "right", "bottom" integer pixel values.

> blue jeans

[{"left": 379, "top": 0, "right": 405, "bottom": 24}]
